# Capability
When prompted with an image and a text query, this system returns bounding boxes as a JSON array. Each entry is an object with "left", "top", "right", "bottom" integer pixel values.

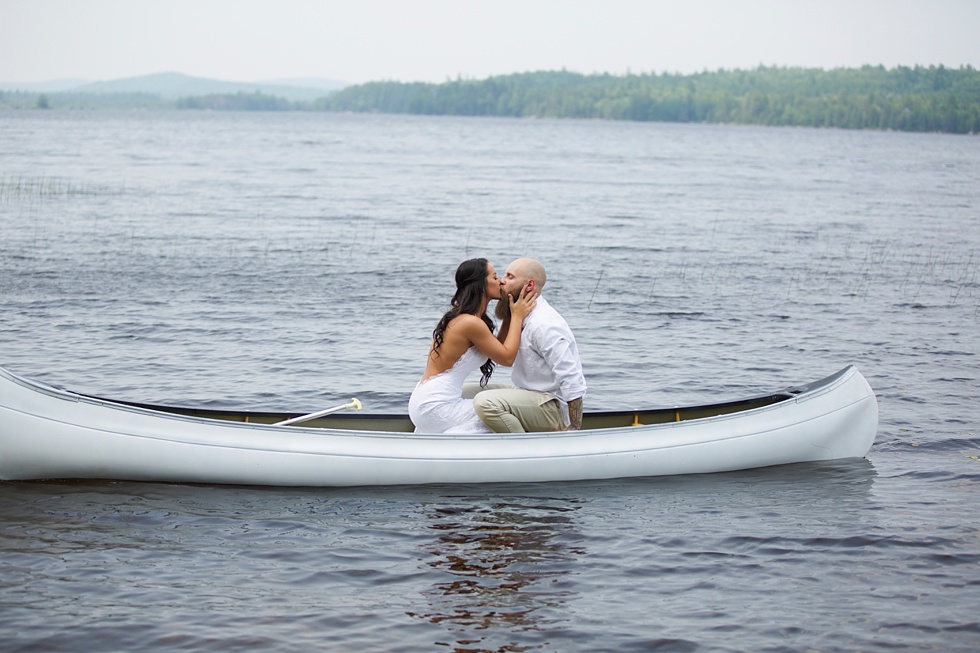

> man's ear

[{"left": 525, "top": 279, "right": 536, "bottom": 293}]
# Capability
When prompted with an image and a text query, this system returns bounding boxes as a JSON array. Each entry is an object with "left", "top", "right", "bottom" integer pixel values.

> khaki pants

[{"left": 462, "top": 383, "right": 564, "bottom": 433}]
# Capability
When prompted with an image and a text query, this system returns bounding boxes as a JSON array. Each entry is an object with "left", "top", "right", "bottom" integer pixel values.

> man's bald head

[{"left": 507, "top": 258, "right": 547, "bottom": 291}]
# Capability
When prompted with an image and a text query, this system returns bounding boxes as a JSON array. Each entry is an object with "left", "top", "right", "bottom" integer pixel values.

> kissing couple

[{"left": 409, "top": 257, "right": 586, "bottom": 434}]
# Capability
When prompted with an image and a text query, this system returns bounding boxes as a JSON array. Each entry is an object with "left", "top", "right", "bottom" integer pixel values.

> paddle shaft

[{"left": 273, "top": 398, "right": 362, "bottom": 426}]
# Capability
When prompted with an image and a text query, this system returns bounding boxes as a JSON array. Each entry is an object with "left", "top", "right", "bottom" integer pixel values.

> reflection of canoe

[{"left": 0, "top": 364, "right": 878, "bottom": 487}]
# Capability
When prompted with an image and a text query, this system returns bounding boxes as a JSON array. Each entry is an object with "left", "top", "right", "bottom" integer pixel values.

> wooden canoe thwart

[{"left": 0, "top": 364, "right": 878, "bottom": 487}]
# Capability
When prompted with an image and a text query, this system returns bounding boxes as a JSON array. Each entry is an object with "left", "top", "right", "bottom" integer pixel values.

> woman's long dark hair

[{"left": 432, "top": 258, "right": 495, "bottom": 386}]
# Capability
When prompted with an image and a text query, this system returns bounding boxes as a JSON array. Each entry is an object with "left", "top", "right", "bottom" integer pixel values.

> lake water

[{"left": 1, "top": 111, "right": 978, "bottom": 651}]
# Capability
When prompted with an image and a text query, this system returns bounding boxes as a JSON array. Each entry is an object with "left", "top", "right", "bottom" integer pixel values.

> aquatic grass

[
  {"left": 587, "top": 268, "right": 603, "bottom": 311},
  {"left": 0, "top": 175, "right": 123, "bottom": 203}
]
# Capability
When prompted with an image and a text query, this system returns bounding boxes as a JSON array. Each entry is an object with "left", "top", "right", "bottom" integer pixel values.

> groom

[{"left": 465, "top": 258, "right": 586, "bottom": 432}]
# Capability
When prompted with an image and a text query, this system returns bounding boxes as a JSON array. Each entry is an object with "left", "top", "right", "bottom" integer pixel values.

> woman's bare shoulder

[
  {"left": 443, "top": 314, "right": 493, "bottom": 350},
  {"left": 446, "top": 313, "right": 488, "bottom": 332}
]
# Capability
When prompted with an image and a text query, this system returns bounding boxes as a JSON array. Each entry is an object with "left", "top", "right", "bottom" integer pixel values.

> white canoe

[{"left": 0, "top": 364, "right": 878, "bottom": 486}]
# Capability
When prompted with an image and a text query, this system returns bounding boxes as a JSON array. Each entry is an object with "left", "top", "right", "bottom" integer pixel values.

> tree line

[
  {"left": 3, "top": 66, "right": 978, "bottom": 134},
  {"left": 313, "top": 66, "right": 980, "bottom": 134},
  {"left": 0, "top": 90, "right": 170, "bottom": 110},
  {"left": 176, "top": 92, "right": 293, "bottom": 111},
  {"left": 0, "top": 90, "right": 287, "bottom": 111}
]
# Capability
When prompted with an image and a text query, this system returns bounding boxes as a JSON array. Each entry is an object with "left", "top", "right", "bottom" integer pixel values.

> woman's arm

[{"left": 462, "top": 289, "right": 535, "bottom": 366}]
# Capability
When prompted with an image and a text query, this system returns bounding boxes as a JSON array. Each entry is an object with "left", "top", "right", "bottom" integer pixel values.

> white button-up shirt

[{"left": 511, "top": 296, "right": 587, "bottom": 425}]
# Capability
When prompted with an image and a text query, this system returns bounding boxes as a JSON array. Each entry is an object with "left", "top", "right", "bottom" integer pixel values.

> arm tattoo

[{"left": 567, "top": 397, "right": 583, "bottom": 431}]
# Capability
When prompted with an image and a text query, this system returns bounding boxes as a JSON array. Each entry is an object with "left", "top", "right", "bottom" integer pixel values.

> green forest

[
  {"left": 314, "top": 66, "right": 980, "bottom": 134},
  {"left": 176, "top": 92, "right": 293, "bottom": 111},
  {"left": 4, "top": 66, "right": 978, "bottom": 134}
]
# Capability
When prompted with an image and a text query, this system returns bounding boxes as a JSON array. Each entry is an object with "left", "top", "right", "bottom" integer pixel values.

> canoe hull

[{"left": 0, "top": 365, "right": 878, "bottom": 486}]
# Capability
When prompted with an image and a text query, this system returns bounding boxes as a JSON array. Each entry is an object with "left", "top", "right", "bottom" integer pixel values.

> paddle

[{"left": 273, "top": 398, "right": 363, "bottom": 426}]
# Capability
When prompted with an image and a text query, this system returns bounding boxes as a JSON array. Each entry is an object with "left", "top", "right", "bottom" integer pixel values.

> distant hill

[{"left": 70, "top": 72, "right": 348, "bottom": 101}]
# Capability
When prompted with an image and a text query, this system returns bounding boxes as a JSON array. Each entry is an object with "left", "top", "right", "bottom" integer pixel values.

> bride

[{"left": 409, "top": 258, "right": 535, "bottom": 433}]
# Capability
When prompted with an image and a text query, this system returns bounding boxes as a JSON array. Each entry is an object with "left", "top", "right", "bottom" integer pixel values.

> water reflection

[{"left": 409, "top": 494, "right": 585, "bottom": 652}]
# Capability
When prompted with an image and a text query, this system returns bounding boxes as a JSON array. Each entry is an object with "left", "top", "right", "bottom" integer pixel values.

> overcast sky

[{"left": 2, "top": 0, "right": 978, "bottom": 85}]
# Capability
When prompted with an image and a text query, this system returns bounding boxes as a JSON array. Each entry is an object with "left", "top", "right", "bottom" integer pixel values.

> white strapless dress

[{"left": 408, "top": 346, "right": 491, "bottom": 434}]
